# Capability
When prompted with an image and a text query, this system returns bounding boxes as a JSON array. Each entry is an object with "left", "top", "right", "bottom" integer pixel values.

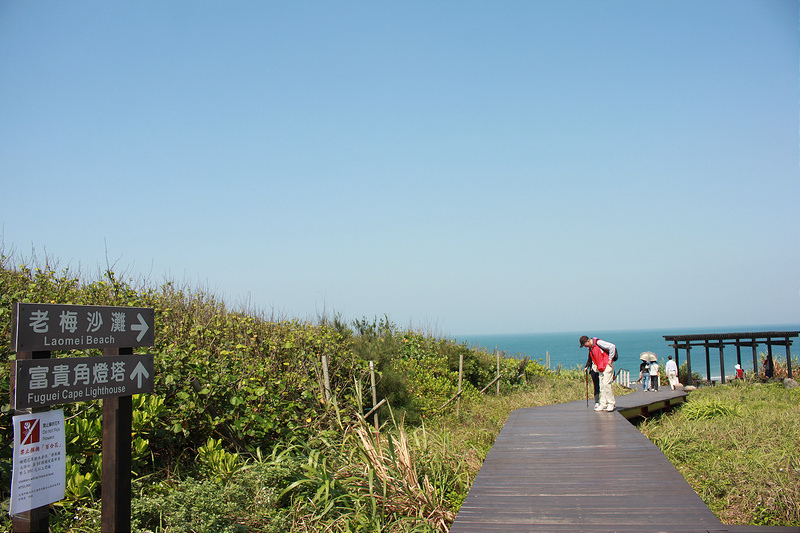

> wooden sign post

[
  {"left": 102, "top": 346, "right": 134, "bottom": 532},
  {"left": 9, "top": 303, "right": 155, "bottom": 533}
]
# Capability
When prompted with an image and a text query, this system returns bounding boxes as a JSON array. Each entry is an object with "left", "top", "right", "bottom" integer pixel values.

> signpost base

[
  {"left": 101, "top": 347, "right": 133, "bottom": 533},
  {"left": 11, "top": 507, "right": 49, "bottom": 533}
]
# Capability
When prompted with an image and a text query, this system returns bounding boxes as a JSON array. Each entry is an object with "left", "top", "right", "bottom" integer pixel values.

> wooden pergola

[{"left": 663, "top": 331, "right": 798, "bottom": 386}]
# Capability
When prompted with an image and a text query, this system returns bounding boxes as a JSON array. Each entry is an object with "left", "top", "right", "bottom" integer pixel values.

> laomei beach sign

[{"left": 12, "top": 302, "right": 154, "bottom": 352}]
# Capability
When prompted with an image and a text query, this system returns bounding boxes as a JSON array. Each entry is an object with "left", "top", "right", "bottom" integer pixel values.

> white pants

[
  {"left": 599, "top": 361, "right": 615, "bottom": 408},
  {"left": 668, "top": 371, "right": 679, "bottom": 389}
]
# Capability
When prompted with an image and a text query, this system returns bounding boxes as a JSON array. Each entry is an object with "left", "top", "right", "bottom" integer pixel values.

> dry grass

[{"left": 352, "top": 422, "right": 455, "bottom": 532}]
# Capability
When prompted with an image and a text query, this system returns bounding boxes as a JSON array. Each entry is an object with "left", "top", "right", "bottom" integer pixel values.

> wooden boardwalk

[{"left": 449, "top": 388, "right": 799, "bottom": 533}]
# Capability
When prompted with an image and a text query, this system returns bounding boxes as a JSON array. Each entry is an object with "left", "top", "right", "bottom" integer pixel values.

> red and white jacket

[{"left": 589, "top": 338, "right": 616, "bottom": 372}]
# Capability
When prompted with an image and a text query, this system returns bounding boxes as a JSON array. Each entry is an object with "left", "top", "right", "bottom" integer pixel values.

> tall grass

[
  {"left": 640, "top": 380, "right": 800, "bottom": 526},
  {"left": 275, "top": 375, "right": 593, "bottom": 532}
]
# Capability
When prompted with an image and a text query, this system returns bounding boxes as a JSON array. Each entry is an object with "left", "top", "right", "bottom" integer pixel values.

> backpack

[{"left": 594, "top": 338, "right": 619, "bottom": 362}]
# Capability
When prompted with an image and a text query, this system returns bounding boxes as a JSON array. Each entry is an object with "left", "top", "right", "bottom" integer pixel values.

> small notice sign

[{"left": 10, "top": 409, "right": 66, "bottom": 515}]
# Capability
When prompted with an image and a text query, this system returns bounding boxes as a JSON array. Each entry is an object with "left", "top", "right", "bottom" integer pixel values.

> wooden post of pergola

[
  {"left": 767, "top": 342, "right": 774, "bottom": 376},
  {"left": 685, "top": 344, "right": 693, "bottom": 386},
  {"left": 672, "top": 344, "right": 680, "bottom": 373},
  {"left": 735, "top": 342, "right": 742, "bottom": 369}
]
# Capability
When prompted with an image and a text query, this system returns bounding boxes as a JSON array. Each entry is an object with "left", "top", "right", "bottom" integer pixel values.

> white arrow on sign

[
  {"left": 131, "top": 313, "right": 149, "bottom": 342},
  {"left": 130, "top": 361, "right": 151, "bottom": 388}
]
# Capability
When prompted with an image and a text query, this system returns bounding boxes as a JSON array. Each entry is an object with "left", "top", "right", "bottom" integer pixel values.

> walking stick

[{"left": 585, "top": 369, "right": 589, "bottom": 407}]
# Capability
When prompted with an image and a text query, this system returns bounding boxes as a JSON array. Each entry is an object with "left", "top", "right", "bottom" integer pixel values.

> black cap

[{"left": 579, "top": 335, "right": 589, "bottom": 347}]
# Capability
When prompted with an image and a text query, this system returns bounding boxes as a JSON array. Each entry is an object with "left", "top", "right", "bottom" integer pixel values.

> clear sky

[{"left": 1, "top": 1, "right": 798, "bottom": 336}]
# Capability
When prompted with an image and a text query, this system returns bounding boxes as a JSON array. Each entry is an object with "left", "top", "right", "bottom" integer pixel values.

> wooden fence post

[
  {"left": 321, "top": 354, "right": 331, "bottom": 403},
  {"left": 369, "top": 360, "right": 378, "bottom": 431},
  {"left": 495, "top": 348, "right": 500, "bottom": 396},
  {"left": 457, "top": 352, "right": 463, "bottom": 417}
]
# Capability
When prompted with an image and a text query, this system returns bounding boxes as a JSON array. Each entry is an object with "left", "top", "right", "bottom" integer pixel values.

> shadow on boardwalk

[{"left": 449, "top": 388, "right": 800, "bottom": 533}]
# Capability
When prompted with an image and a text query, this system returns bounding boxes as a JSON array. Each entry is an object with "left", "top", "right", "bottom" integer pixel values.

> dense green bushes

[
  {"left": 0, "top": 251, "right": 550, "bottom": 531},
  {"left": 131, "top": 458, "right": 296, "bottom": 533}
]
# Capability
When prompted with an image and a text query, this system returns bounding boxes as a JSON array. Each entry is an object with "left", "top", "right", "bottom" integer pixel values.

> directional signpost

[
  {"left": 9, "top": 302, "right": 156, "bottom": 533},
  {"left": 13, "top": 354, "right": 154, "bottom": 409},
  {"left": 12, "top": 303, "right": 155, "bottom": 352}
]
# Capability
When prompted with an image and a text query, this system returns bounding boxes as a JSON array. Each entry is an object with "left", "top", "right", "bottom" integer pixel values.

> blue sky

[{"left": 1, "top": 1, "right": 798, "bottom": 336}]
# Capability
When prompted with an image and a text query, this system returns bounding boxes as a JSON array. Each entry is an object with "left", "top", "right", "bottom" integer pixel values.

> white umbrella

[{"left": 640, "top": 351, "right": 657, "bottom": 362}]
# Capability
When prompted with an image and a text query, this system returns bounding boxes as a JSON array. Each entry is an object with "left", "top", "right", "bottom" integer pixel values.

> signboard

[
  {"left": 13, "top": 354, "right": 154, "bottom": 409},
  {"left": 8, "top": 303, "right": 156, "bottom": 532},
  {"left": 10, "top": 409, "right": 66, "bottom": 515},
  {"left": 12, "top": 303, "right": 154, "bottom": 352}
]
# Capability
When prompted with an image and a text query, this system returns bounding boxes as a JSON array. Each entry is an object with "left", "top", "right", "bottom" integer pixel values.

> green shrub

[
  {"left": 132, "top": 459, "right": 295, "bottom": 533},
  {"left": 681, "top": 398, "right": 739, "bottom": 420},
  {"left": 679, "top": 362, "right": 703, "bottom": 386}
]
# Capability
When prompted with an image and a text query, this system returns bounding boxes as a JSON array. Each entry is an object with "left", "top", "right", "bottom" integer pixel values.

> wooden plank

[
  {"left": 450, "top": 391, "right": 726, "bottom": 533},
  {"left": 617, "top": 387, "right": 687, "bottom": 419}
]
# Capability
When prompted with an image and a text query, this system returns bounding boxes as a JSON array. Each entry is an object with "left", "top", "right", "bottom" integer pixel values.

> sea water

[{"left": 456, "top": 324, "right": 799, "bottom": 381}]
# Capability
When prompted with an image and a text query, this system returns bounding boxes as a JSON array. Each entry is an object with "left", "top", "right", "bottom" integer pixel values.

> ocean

[{"left": 455, "top": 324, "right": 799, "bottom": 381}]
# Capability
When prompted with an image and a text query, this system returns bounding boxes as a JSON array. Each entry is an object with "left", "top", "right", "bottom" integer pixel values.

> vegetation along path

[
  {"left": 450, "top": 388, "right": 800, "bottom": 533},
  {"left": 1, "top": 252, "right": 797, "bottom": 532}
]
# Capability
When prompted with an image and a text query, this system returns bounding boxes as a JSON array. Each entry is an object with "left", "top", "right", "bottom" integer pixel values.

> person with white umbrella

[{"left": 639, "top": 352, "right": 653, "bottom": 391}]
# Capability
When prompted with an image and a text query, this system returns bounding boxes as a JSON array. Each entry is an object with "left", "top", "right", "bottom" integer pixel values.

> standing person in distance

[
  {"left": 640, "top": 359, "right": 651, "bottom": 392},
  {"left": 580, "top": 335, "right": 616, "bottom": 412},
  {"left": 649, "top": 358, "right": 660, "bottom": 392},
  {"left": 665, "top": 355, "right": 679, "bottom": 390},
  {"left": 763, "top": 354, "right": 774, "bottom": 379}
]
